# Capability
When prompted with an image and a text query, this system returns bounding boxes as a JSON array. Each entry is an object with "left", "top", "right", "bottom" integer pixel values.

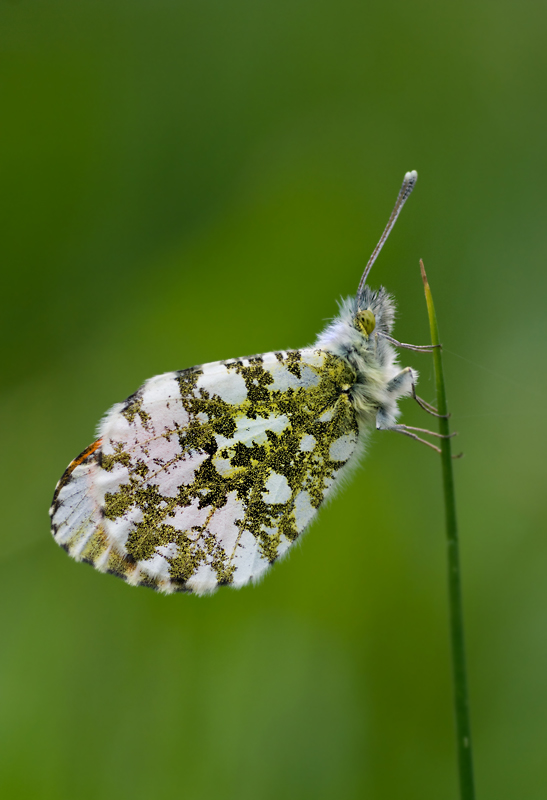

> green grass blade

[{"left": 420, "top": 260, "right": 476, "bottom": 800}]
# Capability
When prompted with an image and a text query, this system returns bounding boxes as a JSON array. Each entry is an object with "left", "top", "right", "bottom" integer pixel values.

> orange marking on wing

[
  {"left": 67, "top": 439, "right": 102, "bottom": 474},
  {"left": 52, "top": 439, "right": 103, "bottom": 506}
]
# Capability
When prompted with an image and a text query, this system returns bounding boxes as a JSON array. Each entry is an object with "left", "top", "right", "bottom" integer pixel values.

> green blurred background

[{"left": 1, "top": 2, "right": 546, "bottom": 798}]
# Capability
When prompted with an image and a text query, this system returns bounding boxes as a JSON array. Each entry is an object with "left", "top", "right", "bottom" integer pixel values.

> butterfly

[{"left": 50, "top": 170, "right": 439, "bottom": 595}]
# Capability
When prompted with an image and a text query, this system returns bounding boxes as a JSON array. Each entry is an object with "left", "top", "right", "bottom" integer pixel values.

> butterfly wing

[{"left": 50, "top": 349, "right": 360, "bottom": 594}]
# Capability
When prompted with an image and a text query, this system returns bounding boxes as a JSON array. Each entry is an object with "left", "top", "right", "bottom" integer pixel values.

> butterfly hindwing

[{"left": 50, "top": 349, "right": 360, "bottom": 594}]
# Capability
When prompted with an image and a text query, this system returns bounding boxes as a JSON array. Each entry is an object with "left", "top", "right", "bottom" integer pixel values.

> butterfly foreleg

[{"left": 377, "top": 331, "right": 441, "bottom": 352}]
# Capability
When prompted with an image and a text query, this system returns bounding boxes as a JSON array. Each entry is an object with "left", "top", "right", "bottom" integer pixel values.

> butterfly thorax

[{"left": 315, "top": 286, "right": 410, "bottom": 432}]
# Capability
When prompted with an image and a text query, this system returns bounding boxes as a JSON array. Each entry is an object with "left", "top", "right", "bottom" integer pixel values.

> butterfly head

[
  {"left": 352, "top": 285, "right": 395, "bottom": 338},
  {"left": 354, "top": 308, "right": 376, "bottom": 338}
]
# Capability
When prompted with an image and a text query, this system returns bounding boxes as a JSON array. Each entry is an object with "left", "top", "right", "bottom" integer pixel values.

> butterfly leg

[
  {"left": 396, "top": 423, "right": 456, "bottom": 439},
  {"left": 380, "top": 336, "right": 450, "bottom": 417},
  {"left": 384, "top": 366, "right": 449, "bottom": 418},
  {"left": 412, "top": 389, "right": 450, "bottom": 418},
  {"left": 412, "top": 386, "right": 451, "bottom": 418},
  {"left": 390, "top": 425, "right": 463, "bottom": 457},
  {"left": 378, "top": 332, "right": 441, "bottom": 352},
  {"left": 376, "top": 406, "right": 441, "bottom": 453},
  {"left": 378, "top": 370, "right": 459, "bottom": 454},
  {"left": 381, "top": 424, "right": 442, "bottom": 453},
  {"left": 377, "top": 417, "right": 457, "bottom": 455}
]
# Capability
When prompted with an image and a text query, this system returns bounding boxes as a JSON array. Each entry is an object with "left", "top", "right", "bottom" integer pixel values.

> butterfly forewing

[
  {"left": 51, "top": 349, "right": 359, "bottom": 594},
  {"left": 50, "top": 441, "right": 103, "bottom": 555}
]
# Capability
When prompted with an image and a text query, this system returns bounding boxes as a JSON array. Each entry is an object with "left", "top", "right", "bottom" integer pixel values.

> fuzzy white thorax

[{"left": 315, "top": 285, "right": 416, "bottom": 433}]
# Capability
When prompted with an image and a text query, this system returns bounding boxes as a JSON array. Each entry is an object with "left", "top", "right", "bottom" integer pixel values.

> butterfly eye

[{"left": 356, "top": 309, "right": 376, "bottom": 336}]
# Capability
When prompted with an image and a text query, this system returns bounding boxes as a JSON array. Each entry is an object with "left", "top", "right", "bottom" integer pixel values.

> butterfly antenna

[{"left": 357, "top": 170, "right": 418, "bottom": 303}]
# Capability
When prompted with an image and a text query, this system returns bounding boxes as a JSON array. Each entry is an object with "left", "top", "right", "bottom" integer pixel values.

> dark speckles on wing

[
  {"left": 285, "top": 350, "right": 302, "bottom": 378},
  {"left": 232, "top": 360, "right": 274, "bottom": 407},
  {"left": 57, "top": 349, "right": 360, "bottom": 594},
  {"left": 122, "top": 395, "right": 151, "bottom": 428}
]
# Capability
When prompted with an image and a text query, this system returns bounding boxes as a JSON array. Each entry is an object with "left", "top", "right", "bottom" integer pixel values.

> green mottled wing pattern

[{"left": 50, "top": 349, "right": 359, "bottom": 594}]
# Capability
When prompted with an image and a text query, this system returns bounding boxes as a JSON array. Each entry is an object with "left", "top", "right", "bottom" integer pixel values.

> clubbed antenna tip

[{"left": 357, "top": 170, "right": 418, "bottom": 304}]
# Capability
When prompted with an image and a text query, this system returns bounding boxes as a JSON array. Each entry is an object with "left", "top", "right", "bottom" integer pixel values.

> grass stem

[{"left": 420, "top": 260, "right": 476, "bottom": 800}]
